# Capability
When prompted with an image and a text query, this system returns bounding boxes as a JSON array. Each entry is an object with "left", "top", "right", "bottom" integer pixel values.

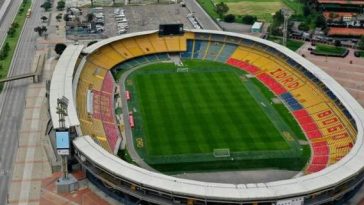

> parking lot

[
  {"left": 105, "top": 4, "right": 193, "bottom": 36},
  {"left": 68, "top": 3, "right": 194, "bottom": 40}
]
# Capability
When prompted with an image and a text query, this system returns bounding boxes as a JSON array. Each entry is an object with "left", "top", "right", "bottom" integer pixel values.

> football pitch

[{"left": 126, "top": 60, "right": 310, "bottom": 173}]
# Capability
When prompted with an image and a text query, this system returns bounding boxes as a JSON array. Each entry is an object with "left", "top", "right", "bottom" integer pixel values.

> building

[{"left": 251, "top": 22, "right": 263, "bottom": 33}]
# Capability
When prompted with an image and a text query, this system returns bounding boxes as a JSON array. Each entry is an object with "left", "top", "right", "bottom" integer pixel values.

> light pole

[
  {"left": 56, "top": 97, "right": 69, "bottom": 179},
  {"left": 282, "top": 8, "right": 292, "bottom": 47}
]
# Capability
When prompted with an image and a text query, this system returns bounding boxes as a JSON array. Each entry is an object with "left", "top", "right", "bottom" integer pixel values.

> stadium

[{"left": 50, "top": 27, "right": 364, "bottom": 204}]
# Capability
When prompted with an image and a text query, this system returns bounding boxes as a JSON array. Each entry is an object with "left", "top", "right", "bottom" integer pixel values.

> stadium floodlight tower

[
  {"left": 56, "top": 97, "right": 69, "bottom": 179},
  {"left": 282, "top": 8, "right": 292, "bottom": 47},
  {"left": 55, "top": 96, "right": 78, "bottom": 193}
]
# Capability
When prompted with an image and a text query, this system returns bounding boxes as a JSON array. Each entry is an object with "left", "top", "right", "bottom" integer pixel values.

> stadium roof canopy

[
  {"left": 63, "top": 29, "right": 364, "bottom": 200},
  {"left": 50, "top": 44, "right": 84, "bottom": 129}
]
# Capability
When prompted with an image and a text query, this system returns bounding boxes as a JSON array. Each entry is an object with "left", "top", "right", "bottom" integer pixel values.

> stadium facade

[{"left": 49, "top": 29, "right": 364, "bottom": 205}]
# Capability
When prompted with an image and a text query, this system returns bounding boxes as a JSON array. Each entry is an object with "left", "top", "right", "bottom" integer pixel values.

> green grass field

[
  {"left": 126, "top": 60, "right": 309, "bottom": 173},
  {"left": 197, "top": 0, "right": 303, "bottom": 22}
]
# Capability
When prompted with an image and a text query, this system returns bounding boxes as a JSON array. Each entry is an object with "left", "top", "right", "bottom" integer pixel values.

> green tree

[
  {"left": 215, "top": 2, "right": 229, "bottom": 18},
  {"left": 7, "top": 27, "right": 16, "bottom": 37},
  {"left": 86, "top": 13, "right": 95, "bottom": 22},
  {"left": 303, "top": 3, "right": 311, "bottom": 17},
  {"left": 273, "top": 10, "right": 284, "bottom": 25},
  {"left": 56, "top": 13, "right": 62, "bottom": 22},
  {"left": 34, "top": 26, "right": 47, "bottom": 36},
  {"left": 358, "top": 35, "right": 364, "bottom": 50},
  {"left": 12, "top": 22, "right": 19, "bottom": 28},
  {"left": 334, "top": 40, "right": 341, "bottom": 47},
  {"left": 41, "top": 1, "right": 52, "bottom": 11},
  {"left": 57, "top": 1, "right": 65, "bottom": 11},
  {"left": 298, "top": 23, "right": 309, "bottom": 31},
  {"left": 54, "top": 43, "right": 67, "bottom": 55},
  {"left": 315, "top": 14, "right": 327, "bottom": 29},
  {"left": 3, "top": 42, "right": 10, "bottom": 53},
  {"left": 241, "top": 15, "right": 257, "bottom": 25},
  {"left": 0, "top": 43, "right": 10, "bottom": 59},
  {"left": 224, "top": 14, "right": 235, "bottom": 23},
  {"left": 41, "top": 16, "right": 48, "bottom": 22}
]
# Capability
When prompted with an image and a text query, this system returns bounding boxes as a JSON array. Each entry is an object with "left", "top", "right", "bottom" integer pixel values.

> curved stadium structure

[{"left": 50, "top": 29, "right": 364, "bottom": 204}]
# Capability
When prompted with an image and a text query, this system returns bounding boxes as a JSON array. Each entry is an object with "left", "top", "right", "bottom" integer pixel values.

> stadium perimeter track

[{"left": 50, "top": 29, "right": 364, "bottom": 204}]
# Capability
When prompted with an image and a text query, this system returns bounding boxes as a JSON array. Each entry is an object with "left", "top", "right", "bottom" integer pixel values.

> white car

[
  {"left": 118, "top": 29, "right": 127, "bottom": 34},
  {"left": 115, "top": 14, "right": 125, "bottom": 18},
  {"left": 116, "top": 18, "right": 127, "bottom": 23}
]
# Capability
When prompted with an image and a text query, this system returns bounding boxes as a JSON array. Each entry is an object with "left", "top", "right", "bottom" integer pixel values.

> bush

[
  {"left": 241, "top": 15, "right": 257, "bottom": 25},
  {"left": 224, "top": 14, "right": 235, "bottom": 23}
]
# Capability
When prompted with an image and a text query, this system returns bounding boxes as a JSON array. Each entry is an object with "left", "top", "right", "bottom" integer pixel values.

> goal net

[
  {"left": 177, "top": 67, "right": 189, "bottom": 72},
  {"left": 213, "top": 148, "right": 230, "bottom": 158}
]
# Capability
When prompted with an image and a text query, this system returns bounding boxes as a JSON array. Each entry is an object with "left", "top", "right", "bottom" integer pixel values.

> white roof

[
  {"left": 72, "top": 30, "right": 364, "bottom": 200},
  {"left": 252, "top": 22, "right": 263, "bottom": 30},
  {"left": 50, "top": 44, "right": 84, "bottom": 129}
]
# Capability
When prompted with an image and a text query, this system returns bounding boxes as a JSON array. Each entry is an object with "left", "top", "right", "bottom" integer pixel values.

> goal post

[{"left": 213, "top": 148, "right": 230, "bottom": 158}]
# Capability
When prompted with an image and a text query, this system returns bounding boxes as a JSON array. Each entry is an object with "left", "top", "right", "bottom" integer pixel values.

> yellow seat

[
  {"left": 79, "top": 62, "right": 108, "bottom": 91},
  {"left": 96, "top": 136, "right": 112, "bottom": 153},
  {"left": 88, "top": 45, "right": 124, "bottom": 69},
  {"left": 290, "top": 84, "right": 326, "bottom": 108},
  {"left": 76, "top": 81, "right": 89, "bottom": 121}
]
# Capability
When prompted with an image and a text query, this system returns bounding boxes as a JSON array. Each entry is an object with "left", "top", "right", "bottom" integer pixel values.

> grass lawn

[
  {"left": 314, "top": 44, "right": 347, "bottom": 56},
  {"left": 268, "top": 36, "right": 304, "bottom": 51},
  {"left": 281, "top": 0, "right": 303, "bottom": 15},
  {"left": 220, "top": 0, "right": 284, "bottom": 22},
  {"left": 0, "top": 0, "right": 31, "bottom": 91},
  {"left": 197, "top": 0, "right": 303, "bottom": 23},
  {"left": 126, "top": 60, "right": 309, "bottom": 173},
  {"left": 357, "top": 50, "right": 364, "bottom": 58},
  {"left": 196, "top": 0, "right": 219, "bottom": 19}
]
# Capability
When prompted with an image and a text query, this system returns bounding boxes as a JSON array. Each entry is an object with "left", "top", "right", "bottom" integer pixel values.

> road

[
  {"left": 184, "top": 0, "right": 221, "bottom": 30},
  {"left": 0, "top": 0, "right": 44, "bottom": 203}
]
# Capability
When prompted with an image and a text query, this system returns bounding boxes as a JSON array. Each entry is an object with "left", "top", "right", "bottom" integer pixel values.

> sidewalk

[{"left": 7, "top": 52, "right": 52, "bottom": 205}]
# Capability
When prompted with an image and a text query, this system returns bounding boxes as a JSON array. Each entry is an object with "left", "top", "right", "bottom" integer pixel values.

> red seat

[
  {"left": 306, "top": 164, "right": 326, "bottom": 173},
  {"left": 313, "top": 145, "right": 329, "bottom": 155},
  {"left": 306, "top": 129, "right": 322, "bottom": 139},
  {"left": 312, "top": 155, "right": 329, "bottom": 165},
  {"left": 302, "top": 123, "right": 319, "bottom": 132},
  {"left": 226, "top": 58, "right": 260, "bottom": 74},
  {"left": 293, "top": 109, "right": 309, "bottom": 118}
]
